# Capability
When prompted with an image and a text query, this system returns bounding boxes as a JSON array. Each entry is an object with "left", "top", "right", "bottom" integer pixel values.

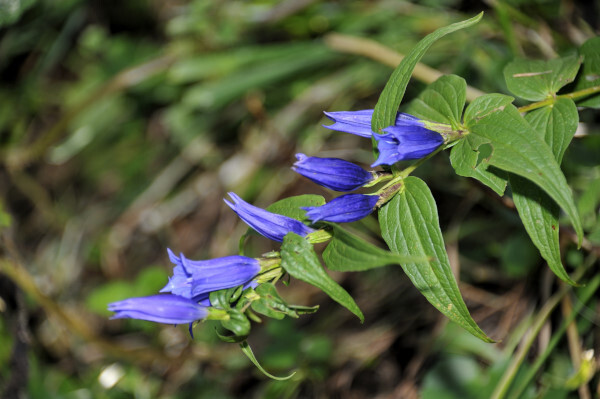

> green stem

[
  {"left": 490, "top": 261, "right": 595, "bottom": 399},
  {"left": 517, "top": 85, "right": 600, "bottom": 113},
  {"left": 398, "top": 145, "right": 446, "bottom": 179},
  {"left": 510, "top": 273, "right": 600, "bottom": 399}
]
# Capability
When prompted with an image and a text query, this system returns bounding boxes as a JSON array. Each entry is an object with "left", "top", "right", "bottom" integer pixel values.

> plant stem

[
  {"left": 517, "top": 85, "right": 600, "bottom": 113},
  {"left": 490, "top": 260, "right": 597, "bottom": 399}
]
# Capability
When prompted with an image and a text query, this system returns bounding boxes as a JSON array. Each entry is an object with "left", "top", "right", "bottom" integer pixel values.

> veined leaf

[
  {"left": 450, "top": 135, "right": 508, "bottom": 196},
  {"left": 504, "top": 54, "right": 582, "bottom": 101},
  {"left": 524, "top": 98, "right": 578, "bottom": 164},
  {"left": 371, "top": 13, "right": 483, "bottom": 132},
  {"left": 406, "top": 74, "right": 467, "bottom": 129},
  {"left": 281, "top": 233, "right": 364, "bottom": 322},
  {"left": 323, "top": 223, "right": 426, "bottom": 272},
  {"left": 463, "top": 93, "right": 514, "bottom": 126},
  {"left": 465, "top": 94, "right": 583, "bottom": 247},
  {"left": 510, "top": 98, "right": 579, "bottom": 285},
  {"left": 379, "top": 177, "right": 493, "bottom": 342}
]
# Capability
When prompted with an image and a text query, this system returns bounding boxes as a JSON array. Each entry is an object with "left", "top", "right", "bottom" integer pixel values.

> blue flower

[
  {"left": 302, "top": 194, "right": 379, "bottom": 223},
  {"left": 323, "top": 109, "right": 444, "bottom": 166},
  {"left": 292, "top": 153, "right": 374, "bottom": 192},
  {"left": 160, "top": 249, "right": 261, "bottom": 301},
  {"left": 108, "top": 294, "right": 209, "bottom": 325},
  {"left": 225, "top": 192, "right": 315, "bottom": 242}
]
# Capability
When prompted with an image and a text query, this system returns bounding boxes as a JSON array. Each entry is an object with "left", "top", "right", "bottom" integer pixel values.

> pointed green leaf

[
  {"left": 406, "top": 74, "right": 467, "bottom": 128},
  {"left": 463, "top": 93, "right": 515, "bottom": 126},
  {"left": 504, "top": 54, "right": 582, "bottom": 101},
  {"left": 281, "top": 233, "right": 364, "bottom": 322},
  {"left": 240, "top": 341, "right": 297, "bottom": 381},
  {"left": 379, "top": 177, "right": 493, "bottom": 342},
  {"left": 524, "top": 98, "right": 578, "bottom": 164},
  {"left": 574, "top": 37, "right": 600, "bottom": 108},
  {"left": 465, "top": 94, "right": 583, "bottom": 246},
  {"left": 450, "top": 136, "right": 508, "bottom": 196},
  {"left": 371, "top": 13, "right": 483, "bottom": 132},
  {"left": 251, "top": 283, "right": 301, "bottom": 320},
  {"left": 510, "top": 98, "right": 579, "bottom": 285},
  {"left": 323, "top": 223, "right": 427, "bottom": 272},
  {"left": 510, "top": 175, "right": 573, "bottom": 284}
]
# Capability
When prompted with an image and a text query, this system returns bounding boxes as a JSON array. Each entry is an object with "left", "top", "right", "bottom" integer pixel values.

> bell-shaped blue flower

[
  {"left": 372, "top": 123, "right": 443, "bottom": 166},
  {"left": 108, "top": 294, "right": 209, "bottom": 325},
  {"left": 292, "top": 153, "right": 374, "bottom": 192},
  {"left": 225, "top": 192, "right": 315, "bottom": 242},
  {"left": 302, "top": 194, "right": 379, "bottom": 223},
  {"left": 160, "top": 249, "right": 261, "bottom": 301},
  {"left": 323, "top": 109, "right": 444, "bottom": 166}
]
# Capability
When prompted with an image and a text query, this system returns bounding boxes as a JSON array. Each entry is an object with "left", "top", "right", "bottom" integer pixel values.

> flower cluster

[
  {"left": 108, "top": 109, "right": 444, "bottom": 335},
  {"left": 108, "top": 250, "right": 261, "bottom": 331}
]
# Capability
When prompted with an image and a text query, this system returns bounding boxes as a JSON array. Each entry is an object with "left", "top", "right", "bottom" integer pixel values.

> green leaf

[
  {"left": 281, "top": 233, "right": 364, "bottom": 322},
  {"left": 405, "top": 74, "right": 467, "bottom": 128},
  {"left": 323, "top": 223, "right": 426, "bottom": 272},
  {"left": 371, "top": 13, "right": 483, "bottom": 132},
  {"left": 251, "top": 283, "right": 302, "bottom": 320},
  {"left": 240, "top": 341, "right": 296, "bottom": 381},
  {"left": 510, "top": 98, "right": 579, "bottom": 285},
  {"left": 450, "top": 135, "right": 508, "bottom": 196},
  {"left": 504, "top": 54, "right": 582, "bottom": 101},
  {"left": 465, "top": 94, "right": 583, "bottom": 246},
  {"left": 379, "top": 177, "right": 493, "bottom": 342},
  {"left": 510, "top": 175, "right": 573, "bottom": 284},
  {"left": 266, "top": 194, "right": 325, "bottom": 222},
  {"left": 463, "top": 93, "right": 515, "bottom": 126},
  {"left": 215, "top": 329, "right": 247, "bottom": 343},
  {"left": 575, "top": 37, "right": 600, "bottom": 108},
  {"left": 524, "top": 98, "right": 578, "bottom": 164}
]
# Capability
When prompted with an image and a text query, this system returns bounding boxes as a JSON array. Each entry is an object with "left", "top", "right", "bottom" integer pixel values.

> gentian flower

[
  {"left": 302, "top": 194, "right": 379, "bottom": 223},
  {"left": 160, "top": 249, "right": 261, "bottom": 301},
  {"left": 225, "top": 192, "right": 315, "bottom": 242},
  {"left": 108, "top": 294, "right": 209, "bottom": 325},
  {"left": 323, "top": 109, "right": 444, "bottom": 166},
  {"left": 292, "top": 153, "right": 374, "bottom": 192}
]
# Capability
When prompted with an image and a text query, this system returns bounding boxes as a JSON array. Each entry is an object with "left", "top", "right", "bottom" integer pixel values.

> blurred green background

[{"left": 1, "top": 0, "right": 599, "bottom": 398}]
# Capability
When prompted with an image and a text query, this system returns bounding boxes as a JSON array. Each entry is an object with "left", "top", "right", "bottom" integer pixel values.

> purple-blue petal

[
  {"left": 302, "top": 194, "right": 379, "bottom": 223},
  {"left": 322, "top": 109, "right": 443, "bottom": 166},
  {"left": 372, "top": 125, "right": 443, "bottom": 166},
  {"left": 224, "top": 192, "right": 315, "bottom": 242},
  {"left": 292, "top": 153, "right": 373, "bottom": 192},
  {"left": 108, "top": 294, "right": 208, "bottom": 325},
  {"left": 323, "top": 109, "right": 422, "bottom": 137},
  {"left": 160, "top": 250, "right": 261, "bottom": 298}
]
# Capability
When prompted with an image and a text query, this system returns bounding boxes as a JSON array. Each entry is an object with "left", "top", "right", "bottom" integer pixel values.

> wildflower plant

[{"left": 109, "top": 12, "right": 600, "bottom": 382}]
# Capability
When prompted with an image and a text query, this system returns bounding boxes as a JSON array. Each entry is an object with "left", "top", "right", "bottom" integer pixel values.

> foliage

[{"left": 0, "top": 1, "right": 599, "bottom": 398}]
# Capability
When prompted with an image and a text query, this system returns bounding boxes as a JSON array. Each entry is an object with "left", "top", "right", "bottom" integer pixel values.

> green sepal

[
  {"left": 221, "top": 308, "right": 251, "bottom": 337},
  {"left": 240, "top": 341, "right": 297, "bottom": 381}
]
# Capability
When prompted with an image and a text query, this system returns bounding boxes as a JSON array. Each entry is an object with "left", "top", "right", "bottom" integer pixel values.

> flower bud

[
  {"left": 292, "top": 153, "right": 373, "bottom": 192},
  {"left": 225, "top": 192, "right": 315, "bottom": 242},
  {"left": 302, "top": 194, "right": 379, "bottom": 223}
]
